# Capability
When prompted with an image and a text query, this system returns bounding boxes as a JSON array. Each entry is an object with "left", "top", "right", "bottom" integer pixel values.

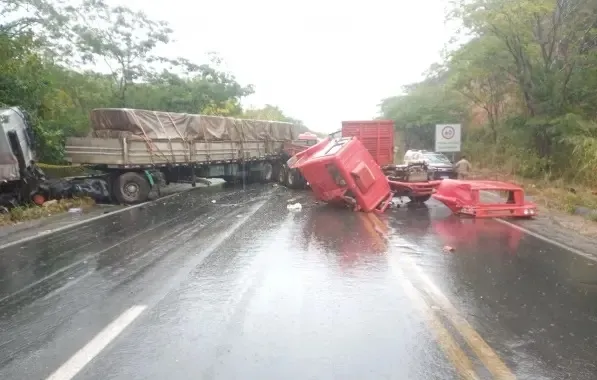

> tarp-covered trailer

[{"left": 65, "top": 108, "right": 299, "bottom": 203}]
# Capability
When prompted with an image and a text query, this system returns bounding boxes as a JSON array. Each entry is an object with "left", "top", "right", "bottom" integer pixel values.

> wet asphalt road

[{"left": 1, "top": 184, "right": 597, "bottom": 380}]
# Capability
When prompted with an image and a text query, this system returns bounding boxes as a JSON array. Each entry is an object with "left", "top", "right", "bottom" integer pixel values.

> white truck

[{"left": 0, "top": 107, "right": 46, "bottom": 209}]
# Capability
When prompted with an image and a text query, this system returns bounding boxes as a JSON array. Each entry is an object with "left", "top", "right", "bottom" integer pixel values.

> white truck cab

[{"left": 0, "top": 107, "right": 37, "bottom": 183}]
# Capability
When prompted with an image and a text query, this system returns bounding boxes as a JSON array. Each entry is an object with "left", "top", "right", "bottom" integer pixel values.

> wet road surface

[{"left": 1, "top": 184, "right": 596, "bottom": 379}]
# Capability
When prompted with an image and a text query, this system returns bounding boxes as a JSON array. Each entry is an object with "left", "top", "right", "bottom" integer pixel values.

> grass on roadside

[
  {"left": 0, "top": 197, "right": 96, "bottom": 226},
  {"left": 473, "top": 168, "right": 597, "bottom": 219},
  {"left": 37, "top": 163, "right": 97, "bottom": 179}
]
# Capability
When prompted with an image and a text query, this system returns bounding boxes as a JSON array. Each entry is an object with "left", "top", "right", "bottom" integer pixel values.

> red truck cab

[
  {"left": 340, "top": 119, "right": 439, "bottom": 203},
  {"left": 288, "top": 137, "right": 393, "bottom": 212}
]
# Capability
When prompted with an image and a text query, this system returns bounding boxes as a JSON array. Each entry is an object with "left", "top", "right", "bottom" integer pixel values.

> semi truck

[{"left": 64, "top": 108, "right": 303, "bottom": 204}]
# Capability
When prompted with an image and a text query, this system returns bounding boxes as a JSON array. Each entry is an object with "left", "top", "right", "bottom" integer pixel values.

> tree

[
  {"left": 380, "top": 76, "right": 468, "bottom": 150},
  {"left": 0, "top": 0, "right": 299, "bottom": 164},
  {"left": 69, "top": 0, "right": 177, "bottom": 106},
  {"left": 447, "top": 35, "right": 516, "bottom": 142},
  {"left": 380, "top": 0, "right": 597, "bottom": 183},
  {"left": 454, "top": 0, "right": 597, "bottom": 157}
]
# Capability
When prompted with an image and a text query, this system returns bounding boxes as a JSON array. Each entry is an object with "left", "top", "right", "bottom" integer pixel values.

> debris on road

[
  {"left": 287, "top": 203, "right": 302, "bottom": 211},
  {"left": 42, "top": 200, "right": 58, "bottom": 207}
]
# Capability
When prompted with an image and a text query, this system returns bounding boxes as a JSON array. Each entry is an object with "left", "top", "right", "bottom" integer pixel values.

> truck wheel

[
  {"left": 278, "top": 164, "right": 288, "bottom": 184},
  {"left": 272, "top": 162, "right": 281, "bottom": 182},
  {"left": 261, "top": 162, "right": 274, "bottom": 182},
  {"left": 408, "top": 194, "right": 431, "bottom": 203},
  {"left": 286, "top": 168, "right": 301, "bottom": 189},
  {"left": 113, "top": 172, "right": 151, "bottom": 204}
]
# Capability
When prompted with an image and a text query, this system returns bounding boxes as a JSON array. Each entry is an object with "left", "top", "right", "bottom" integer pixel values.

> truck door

[{"left": 7, "top": 131, "right": 26, "bottom": 176}]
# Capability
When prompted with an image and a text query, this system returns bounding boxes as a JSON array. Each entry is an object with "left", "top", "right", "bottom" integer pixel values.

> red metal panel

[
  {"left": 432, "top": 179, "right": 538, "bottom": 218},
  {"left": 341, "top": 120, "right": 395, "bottom": 166}
]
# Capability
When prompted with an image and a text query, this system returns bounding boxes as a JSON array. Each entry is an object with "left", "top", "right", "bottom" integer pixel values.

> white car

[
  {"left": 403, "top": 149, "right": 429, "bottom": 165},
  {"left": 404, "top": 150, "right": 457, "bottom": 179}
]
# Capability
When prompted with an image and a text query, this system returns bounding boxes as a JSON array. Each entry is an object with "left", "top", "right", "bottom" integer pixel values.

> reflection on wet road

[{"left": 0, "top": 184, "right": 596, "bottom": 379}]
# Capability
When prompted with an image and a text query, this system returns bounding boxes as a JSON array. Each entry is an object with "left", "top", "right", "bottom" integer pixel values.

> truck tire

[
  {"left": 272, "top": 162, "right": 281, "bottom": 183},
  {"left": 278, "top": 164, "right": 288, "bottom": 184},
  {"left": 286, "top": 168, "right": 302, "bottom": 189},
  {"left": 408, "top": 194, "right": 431, "bottom": 204},
  {"left": 261, "top": 162, "right": 274, "bottom": 182},
  {"left": 113, "top": 171, "right": 151, "bottom": 204}
]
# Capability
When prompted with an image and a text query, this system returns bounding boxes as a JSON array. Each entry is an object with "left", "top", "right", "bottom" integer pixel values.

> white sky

[{"left": 107, "top": 0, "right": 454, "bottom": 133}]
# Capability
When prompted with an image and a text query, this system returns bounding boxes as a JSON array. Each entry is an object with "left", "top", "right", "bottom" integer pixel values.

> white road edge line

[
  {"left": 0, "top": 185, "right": 201, "bottom": 251},
  {"left": 480, "top": 191, "right": 597, "bottom": 262},
  {"left": 45, "top": 305, "right": 147, "bottom": 380},
  {"left": 495, "top": 218, "right": 597, "bottom": 263}
]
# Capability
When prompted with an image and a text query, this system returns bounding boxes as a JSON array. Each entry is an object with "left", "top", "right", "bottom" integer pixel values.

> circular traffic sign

[{"left": 441, "top": 126, "right": 455, "bottom": 140}]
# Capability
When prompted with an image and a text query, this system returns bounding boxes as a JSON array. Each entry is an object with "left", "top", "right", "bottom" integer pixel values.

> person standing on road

[{"left": 454, "top": 155, "right": 472, "bottom": 180}]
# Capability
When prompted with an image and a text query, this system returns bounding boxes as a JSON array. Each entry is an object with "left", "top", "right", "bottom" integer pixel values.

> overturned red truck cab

[
  {"left": 288, "top": 121, "right": 536, "bottom": 219},
  {"left": 340, "top": 120, "right": 439, "bottom": 203},
  {"left": 288, "top": 137, "right": 393, "bottom": 212}
]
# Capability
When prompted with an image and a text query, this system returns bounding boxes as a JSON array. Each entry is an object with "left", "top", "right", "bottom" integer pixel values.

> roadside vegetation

[
  {"left": 1, "top": 0, "right": 310, "bottom": 164},
  {"left": 0, "top": 197, "right": 95, "bottom": 225},
  {"left": 380, "top": 0, "right": 597, "bottom": 217},
  {"left": 1, "top": 0, "right": 318, "bottom": 223}
]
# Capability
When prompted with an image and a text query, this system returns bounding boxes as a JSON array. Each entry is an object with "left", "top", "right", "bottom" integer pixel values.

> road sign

[{"left": 435, "top": 124, "right": 461, "bottom": 152}]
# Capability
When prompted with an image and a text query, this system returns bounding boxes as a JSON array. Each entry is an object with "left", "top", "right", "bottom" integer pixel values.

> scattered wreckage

[
  {"left": 1, "top": 105, "right": 536, "bottom": 220},
  {"left": 287, "top": 120, "right": 537, "bottom": 219}
]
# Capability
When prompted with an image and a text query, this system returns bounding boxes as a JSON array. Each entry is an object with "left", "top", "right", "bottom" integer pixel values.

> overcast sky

[{"left": 107, "top": 0, "right": 454, "bottom": 133}]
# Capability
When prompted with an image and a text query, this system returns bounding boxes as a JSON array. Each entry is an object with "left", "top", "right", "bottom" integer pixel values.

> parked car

[{"left": 403, "top": 150, "right": 457, "bottom": 180}]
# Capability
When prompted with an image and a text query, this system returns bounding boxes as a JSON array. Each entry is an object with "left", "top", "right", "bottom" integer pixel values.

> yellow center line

[
  {"left": 368, "top": 211, "right": 516, "bottom": 379},
  {"left": 399, "top": 274, "right": 480, "bottom": 380},
  {"left": 410, "top": 265, "right": 516, "bottom": 380},
  {"left": 360, "top": 212, "right": 479, "bottom": 379}
]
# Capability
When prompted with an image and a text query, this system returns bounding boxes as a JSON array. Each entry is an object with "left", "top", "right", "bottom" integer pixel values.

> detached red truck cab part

[
  {"left": 288, "top": 137, "right": 393, "bottom": 213},
  {"left": 432, "top": 180, "right": 537, "bottom": 218}
]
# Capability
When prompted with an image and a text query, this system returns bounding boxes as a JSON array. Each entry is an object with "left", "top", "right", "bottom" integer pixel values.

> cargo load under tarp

[
  {"left": 66, "top": 108, "right": 299, "bottom": 167},
  {"left": 89, "top": 108, "right": 297, "bottom": 142}
]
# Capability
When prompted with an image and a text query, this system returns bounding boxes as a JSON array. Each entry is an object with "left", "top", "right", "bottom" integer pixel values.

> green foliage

[
  {"left": 380, "top": 0, "right": 597, "bottom": 186},
  {"left": 0, "top": 0, "right": 284, "bottom": 164}
]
